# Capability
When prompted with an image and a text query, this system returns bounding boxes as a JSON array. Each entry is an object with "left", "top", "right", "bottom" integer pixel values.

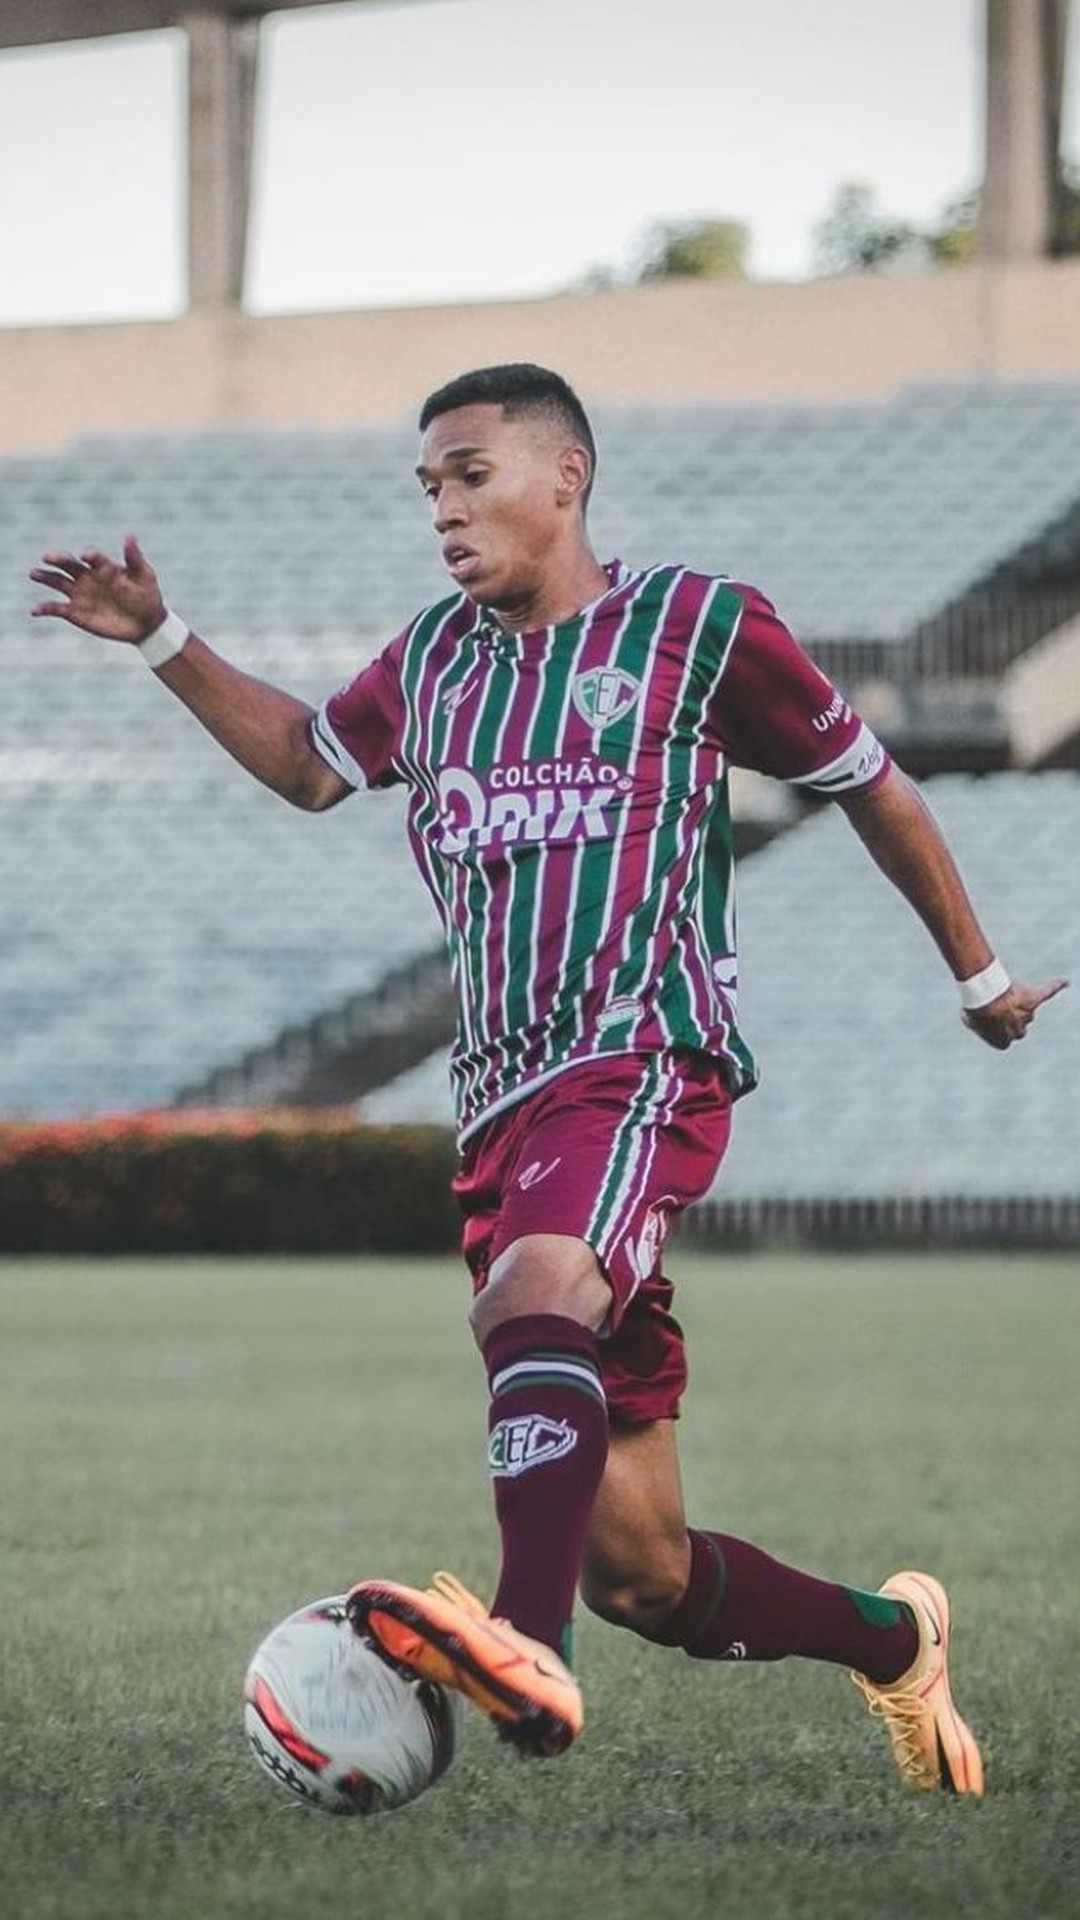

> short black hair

[{"left": 418, "top": 362, "right": 597, "bottom": 503}]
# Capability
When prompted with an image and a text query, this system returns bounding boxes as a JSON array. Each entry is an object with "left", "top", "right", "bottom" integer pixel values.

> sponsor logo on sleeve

[
  {"left": 811, "top": 691, "right": 852, "bottom": 734},
  {"left": 858, "top": 737, "right": 884, "bottom": 780}
]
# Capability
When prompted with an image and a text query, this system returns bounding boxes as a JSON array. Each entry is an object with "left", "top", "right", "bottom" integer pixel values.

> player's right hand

[
  {"left": 30, "top": 535, "right": 166, "bottom": 645},
  {"left": 962, "top": 975, "right": 1068, "bottom": 1049}
]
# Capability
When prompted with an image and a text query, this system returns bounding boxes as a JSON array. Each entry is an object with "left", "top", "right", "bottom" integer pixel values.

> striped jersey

[{"left": 311, "top": 563, "right": 889, "bottom": 1140}]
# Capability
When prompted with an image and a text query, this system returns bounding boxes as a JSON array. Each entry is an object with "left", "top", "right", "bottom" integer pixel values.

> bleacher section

[
  {"left": 2, "top": 384, "right": 1080, "bottom": 1127},
  {"left": 4, "top": 382, "right": 1080, "bottom": 651},
  {"left": 363, "top": 773, "right": 1080, "bottom": 1219},
  {"left": 595, "top": 384, "right": 1080, "bottom": 648},
  {"left": 0, "top": 626, "right": 438, "bottom": 1117},
  {"left": 0, "top": 762, "right": 434, "bottom": 1117}
]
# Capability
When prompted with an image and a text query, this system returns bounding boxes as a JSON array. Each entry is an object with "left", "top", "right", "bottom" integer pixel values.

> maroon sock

[
  {"left": 483, "top": 1313, "right": 608, "bottom": 1658},
  {"left": 647, "top": 1530, "right": 918, "bottom": 1684}
]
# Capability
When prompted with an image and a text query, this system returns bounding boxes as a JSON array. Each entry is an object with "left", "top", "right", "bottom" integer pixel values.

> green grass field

[{"left": 1, "top": 1250, "right": 1077, "bottom": 1920}]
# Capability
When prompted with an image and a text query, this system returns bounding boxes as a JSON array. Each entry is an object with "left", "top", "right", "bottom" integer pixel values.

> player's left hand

[{"left": 962, "top": 977, "right": 1068, "bottom": 1050}]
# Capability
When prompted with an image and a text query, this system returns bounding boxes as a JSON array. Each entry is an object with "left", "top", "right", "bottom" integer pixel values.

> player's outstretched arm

[
  {"left": 837, "top": 764, "right": 1067, "bottom": 1050},
  {"left": 30, "top": 537, "right": 348, "bottom": 811}
]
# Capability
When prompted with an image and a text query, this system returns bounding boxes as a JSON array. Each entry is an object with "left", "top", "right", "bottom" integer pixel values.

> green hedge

[{"left": 0, "top": 1112, "right": 460, "bottom": 1254}]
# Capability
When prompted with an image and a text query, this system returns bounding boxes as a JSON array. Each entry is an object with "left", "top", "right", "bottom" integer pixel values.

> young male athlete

[{"left": 31, "top": 363, "right": 1064, "bottom": 1795}]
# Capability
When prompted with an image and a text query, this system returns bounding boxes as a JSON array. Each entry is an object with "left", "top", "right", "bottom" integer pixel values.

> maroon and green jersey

[{"left": 311, "top": 563, "right": 889, "bottom": 1140}]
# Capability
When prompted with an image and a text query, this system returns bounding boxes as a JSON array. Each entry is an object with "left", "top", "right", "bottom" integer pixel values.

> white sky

[{"left": 0, "top": 0, "right": 1076, "bottom": 327}]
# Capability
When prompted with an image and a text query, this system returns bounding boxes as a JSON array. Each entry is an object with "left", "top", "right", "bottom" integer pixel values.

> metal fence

[
  {"left": 811, "top": 586, "right": 1080, "bottom": 687},
  {"left": 683, "top": 1194, "right": 1080, "bottom": 1251}
]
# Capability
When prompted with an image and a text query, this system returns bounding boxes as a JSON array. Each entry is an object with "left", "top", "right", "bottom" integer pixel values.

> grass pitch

[{"left": 1, "top": 1250, "right": 1077, "bottom": 1920}]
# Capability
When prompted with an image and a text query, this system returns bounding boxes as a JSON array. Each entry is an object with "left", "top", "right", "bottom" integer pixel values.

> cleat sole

[{"left": 347, "top": 1584, "right": 577, "bottom": 1756}]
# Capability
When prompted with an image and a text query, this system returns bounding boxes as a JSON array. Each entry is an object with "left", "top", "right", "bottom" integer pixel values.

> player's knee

[
  {"left": 469, "top": 1233, "right": 611, "bottom": 1346},
  {"left": 579, "top": 1552, "right": 688, "bottom": 1636}
]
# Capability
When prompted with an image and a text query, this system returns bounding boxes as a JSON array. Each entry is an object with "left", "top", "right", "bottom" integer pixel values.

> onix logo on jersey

[
  {"left": 436, "top": 761, "right": 629, "bottom": 855},
  {"left": 572, "top": 667, "right": 642, "bottom": 731}
]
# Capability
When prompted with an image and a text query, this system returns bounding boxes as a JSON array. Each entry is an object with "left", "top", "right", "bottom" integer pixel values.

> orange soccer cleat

[
  {"left": 346, "top": 1569, "right": 582, "bottom": 1758},
  {"left": 851, "top": 1569, "right": 984, "bottom": 1795}
]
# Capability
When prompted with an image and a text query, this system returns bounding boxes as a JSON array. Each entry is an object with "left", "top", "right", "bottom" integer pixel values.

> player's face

[{"left": 416, "top": 403, "right": 577, "bottom": 616}]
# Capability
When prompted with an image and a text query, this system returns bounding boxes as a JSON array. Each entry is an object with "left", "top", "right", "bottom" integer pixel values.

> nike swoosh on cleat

[
  {"left": 936, "top": 1731, "right": 958, "bottom": 1793},
  {"left": 534, "top": 1657, "right": 571, "bottom": 1682}
]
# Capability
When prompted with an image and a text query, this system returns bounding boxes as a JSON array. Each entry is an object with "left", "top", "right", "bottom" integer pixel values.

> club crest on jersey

[
  {"left": 571, "top": 667, "right": 642, "bottom": 731},
  {"left": 488, "top": 1415, "right": 578, "bottom": 1478}
]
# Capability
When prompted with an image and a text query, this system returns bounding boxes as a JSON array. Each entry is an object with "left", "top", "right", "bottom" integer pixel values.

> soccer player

[{"left": 31, "top": 363, "right": 1064, "bottom": 1794}]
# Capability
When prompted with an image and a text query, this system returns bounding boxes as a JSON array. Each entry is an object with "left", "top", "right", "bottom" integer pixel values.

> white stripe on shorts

[{"left": 590, "top": 1052, "right": 684, "bottom": 1298}]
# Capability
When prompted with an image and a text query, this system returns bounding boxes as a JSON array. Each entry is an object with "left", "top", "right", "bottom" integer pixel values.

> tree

[
  {"left": 814, "top": 172, "right": 1080, "bottom": 276},
  {"left": 927, "top": 190, "right": 979, "bottom": 265},
  {"left": 573, "top": 216, "right": 750, "bottom": 293},
  {"left": 634, "top": 217, "right": 750, "bottom": 281},
  {"left": 812, "top": 183, "right": 925, "bottom": 275}
]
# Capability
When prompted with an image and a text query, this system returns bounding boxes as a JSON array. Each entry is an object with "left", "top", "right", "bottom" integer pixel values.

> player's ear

[{"left": 555, "top": 445, "right": 592, "bottom": 511}]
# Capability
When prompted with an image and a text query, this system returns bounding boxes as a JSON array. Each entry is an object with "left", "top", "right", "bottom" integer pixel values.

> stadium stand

[
  {"left": 0, "top": 761, "right": 434, "bottom": 1117},
  {"left": 707, "top": 770, "right": 1078, "bottom": 1203},
  {"left": 2, "top": 383, "right": 1079, "bottom": 1144},
  {"left": 4, "top": 382, "right": 1080, "bottom": 651}
]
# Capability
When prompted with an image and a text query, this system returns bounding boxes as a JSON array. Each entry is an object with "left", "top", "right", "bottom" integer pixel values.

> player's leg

[
  {"left": 583, "top": 1418, "right": 919, "bottom": 1670},
  {"left": 456, "top": 1047, "right": 734, "bottom": 1680},
  {"left": 351, "top": 1052, "right": 725, "bottom": 1753},
  {"left": 348, "top": 1229, "right": 605, "bottom": 1753},
  {"left": 580, "top": 1419, "right": 984, "bottom": 1794},
  {"left": 578, "top": 1417, "right": 691, "bottom": 1633},
  {"left": 471, "top": 1229, "right": 613, "bottom": 1652}
]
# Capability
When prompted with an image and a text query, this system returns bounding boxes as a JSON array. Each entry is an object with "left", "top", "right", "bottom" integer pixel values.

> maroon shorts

[{"left": 453, "top": 1050, "right": 732, "bottom": 1425}]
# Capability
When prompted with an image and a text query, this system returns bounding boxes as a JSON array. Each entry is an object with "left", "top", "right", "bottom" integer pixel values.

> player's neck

[{"left": 492, "top": 549, "right": 611, "bottom": 635}]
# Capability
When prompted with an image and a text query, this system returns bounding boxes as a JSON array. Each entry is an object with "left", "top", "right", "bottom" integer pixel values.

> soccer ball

[{"left": 243, "top": 1594, "right": 462, "bottom": 1815}]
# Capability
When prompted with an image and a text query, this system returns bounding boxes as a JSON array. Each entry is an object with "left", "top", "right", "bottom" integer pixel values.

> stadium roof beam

[
  {"left": 0, "top": 1, "right": 432, "bottom": 312},
  {"left": 0, "top": 2, "right": 341, "bottom": 48},
  {"left": 979, "top": 0, "right": 1071, "bottom": 260}
]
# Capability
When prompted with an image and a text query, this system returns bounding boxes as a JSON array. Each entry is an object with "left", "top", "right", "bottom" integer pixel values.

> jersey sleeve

[
  {"left": 707, "top": 586, "right": 891, "bottom": 795},
  {"left": 310, "top": 633, "right": 407, "bottom": 790}
]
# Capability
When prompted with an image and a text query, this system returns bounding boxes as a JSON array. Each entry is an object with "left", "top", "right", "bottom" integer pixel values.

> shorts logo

[
  {"left": 518, "top": 1156, "right": 561, "bottom": 1190},
  {"left": 488, "top": 1415, "right": 578, "bottom": 1478},
  {"left": 623, "top": 1200, "right": 673, "bottom": 1286},
  {"left": 720, "top": 1640, "right": 748, "bottom": 1661},
  {"left": 571, "top": 668, "right": 641, "bottom": 731}
]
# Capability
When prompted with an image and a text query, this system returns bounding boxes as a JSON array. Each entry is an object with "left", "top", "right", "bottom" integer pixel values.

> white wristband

[
  {"left": 137, "top": 609, "right": 189, "bottom": 670},
  {"left": 958, "top": 958, "right": 1011, "bottom": 1011}
]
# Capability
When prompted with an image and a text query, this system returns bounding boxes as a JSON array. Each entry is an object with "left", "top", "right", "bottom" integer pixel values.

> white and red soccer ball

[{"left": 244, "top": 1595, "right": 461, "bottom": 1815}]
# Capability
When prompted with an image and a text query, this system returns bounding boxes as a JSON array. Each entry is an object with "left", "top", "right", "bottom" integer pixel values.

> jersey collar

[{"left": 467, "top": 560, "right": 632, "bottom": 651}]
